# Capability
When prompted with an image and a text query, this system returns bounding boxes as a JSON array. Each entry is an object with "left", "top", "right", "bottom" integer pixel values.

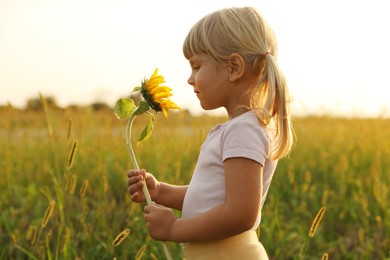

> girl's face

[{"left": 187, "top": 54, "right": 231, "bottom": 111}]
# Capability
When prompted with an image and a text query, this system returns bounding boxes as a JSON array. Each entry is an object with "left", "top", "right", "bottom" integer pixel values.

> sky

[{"left": 1, "top": 0, "right": 389, "bottom": 117}]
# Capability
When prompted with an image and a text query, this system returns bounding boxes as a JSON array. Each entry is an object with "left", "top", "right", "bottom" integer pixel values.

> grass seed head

[
  {"left": 26, "top": 225, "right": 37, "bottom": 245},
  {"left": 41, "top": 201, "right": 56, "bottom": 228},
  {"left": 67, "top": 140, "right": 78, "bottom": 169},
  {"left": 135, "top": 244, "right": 147, "bottom": 260},
  {"left": 309, "top": 207, "right": 326, "bottom": 237},
  {"left": 69, "top": 174, "right": 77, "bottom": 194},
  {"left": 112, "top": 229, "right": 130, "bottom": 247},
  {"left": 79, "top": 179, "right": 89, "bottom": 197}
]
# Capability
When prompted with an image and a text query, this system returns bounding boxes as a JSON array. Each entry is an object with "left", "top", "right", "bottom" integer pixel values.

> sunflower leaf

[
  {"left": 133, "top": 100, "right": 150, "bottom": 116},
  {"left": 137, "top": 116, "right": 155, "bottom": 145},
  {"left": 114, "top": 98, "right": 136, "bottom": 119},
  {"left": 131, "top": 86, "right": 141, "bottom": 92}
]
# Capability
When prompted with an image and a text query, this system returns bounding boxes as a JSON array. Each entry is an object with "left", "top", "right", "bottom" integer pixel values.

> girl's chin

[{"left": 200, "top": 103, "right": 221, "bottom": 111}]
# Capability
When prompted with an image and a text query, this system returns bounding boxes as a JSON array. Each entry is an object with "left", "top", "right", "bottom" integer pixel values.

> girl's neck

[{"left": 229, "top": 105, "right": 251, "bottom": 119}]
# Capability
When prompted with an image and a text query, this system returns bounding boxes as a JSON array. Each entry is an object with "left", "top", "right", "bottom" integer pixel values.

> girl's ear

[{"left": 228, "top": 53, "right": 246, "bottom": 82}]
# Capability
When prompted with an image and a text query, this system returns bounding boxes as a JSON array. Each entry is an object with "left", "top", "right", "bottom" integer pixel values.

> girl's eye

[{"left": 189, "top": 60, "right": 200, "bottom": 70}]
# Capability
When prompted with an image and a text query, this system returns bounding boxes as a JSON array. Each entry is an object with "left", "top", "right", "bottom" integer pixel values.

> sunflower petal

[
  {"left": 148, "top": 86, "right": 172, "bottom": 95},
  {"left": 154, "top": 92, "right": 173, "bottom": 99},
  {"left": 162, "top": 108, "right": 168, "bottom": 118}
]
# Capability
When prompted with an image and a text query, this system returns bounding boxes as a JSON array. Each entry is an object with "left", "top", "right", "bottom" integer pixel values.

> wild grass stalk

[
  {"left": 67, "top": 119, "right": 72, "bottom": 142},
  {"left": 300, "top": 206, "right": 326, "bottom": 258},
  {"left": 79, "top": 179, "right": 89, "bottom": 198},
  {"left": 41, "top": 201, "right": 56, "bottom": 228},
  {"left": 68, "top": 175, "right": 77, "bottom": 195},
  {"left": 39, "top": 92, "right": 53, "bottom": 139},
  {"left": 14, "top": 245, "right": 38, "bottom": 260},
  {"left": 308, "top": 207, "right": 326, "bottom": 238},
  {"left": 67, "top": 140, "right": 78, "bottom": 170},
  {"left": 26, "top": 225, "right": 37, "bottom": 245},
  {"left": 32, "top": 200, "right": 56, "bottom": 255},
  {"left": 135, "top": 244, "right": 147, "bottom": 260}
]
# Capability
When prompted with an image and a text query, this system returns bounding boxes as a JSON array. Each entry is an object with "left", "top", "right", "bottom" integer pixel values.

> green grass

[{"left": 0, "top": 105, "right": 388, "bottom": 259}]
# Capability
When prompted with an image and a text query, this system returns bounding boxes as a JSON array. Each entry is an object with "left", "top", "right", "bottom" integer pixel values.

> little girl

[{"left": 127, "top": 6, "right": 294, "bottom": 259}]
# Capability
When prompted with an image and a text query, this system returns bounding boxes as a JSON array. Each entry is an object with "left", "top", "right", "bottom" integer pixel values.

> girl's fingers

[
  {"left": 130, "top": 192, "right": 140, "bottom": 201},
  {"left": 144, "top": 202, "right": 158, "bottom": 213},
  {"left": 128, "top": 180, "right": 143, "bottom": 194},
  {"left": 140, "top": 170, "right": 148, "bottom": 180},
  {"left": 128, "top": 175, "right": 142, "bottom": 185},
  {"left": 127, "top": 169, "right": 140, "bottom": 177},
  {"left": 127, "top": 169, "right": 147, "bottom": 179}
]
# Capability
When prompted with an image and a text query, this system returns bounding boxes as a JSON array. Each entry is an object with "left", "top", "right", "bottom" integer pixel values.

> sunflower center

[{"left": 141, "top": 84, "right": 162, "bottom": 112}]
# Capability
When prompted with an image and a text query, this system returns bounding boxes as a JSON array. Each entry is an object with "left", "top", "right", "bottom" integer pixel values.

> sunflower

[
  {"left": 140, "top": 68, "right": 181, "bottom": 117},
  {"left": 113, "top": 68, "right": 176, "bottom": 259}
]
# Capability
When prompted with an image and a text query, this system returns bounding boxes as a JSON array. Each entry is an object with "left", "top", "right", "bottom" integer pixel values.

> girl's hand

[
  {"left": 127, "top": 169, "right": 160, "bottom": 203},
  {"left": 144, "top": 203, "right": 177, "bottom": 241}
]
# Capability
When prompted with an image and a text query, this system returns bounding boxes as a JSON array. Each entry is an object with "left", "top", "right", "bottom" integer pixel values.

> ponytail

[{"left": 252, "top": 53, "right": 294, "bottom": 160}]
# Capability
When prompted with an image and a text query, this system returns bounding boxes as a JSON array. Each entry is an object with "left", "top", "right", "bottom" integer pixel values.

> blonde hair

[{"left": 183, "top": 7, "right": 294, "bottom": 160}]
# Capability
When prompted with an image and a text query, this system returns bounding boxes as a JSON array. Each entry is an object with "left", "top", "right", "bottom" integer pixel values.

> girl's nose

[{"left": 187, "top": 76, "right": 195, "bottom": 86}]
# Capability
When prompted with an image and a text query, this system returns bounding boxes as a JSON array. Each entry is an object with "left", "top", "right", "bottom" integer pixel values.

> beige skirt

[{"left": 181, "top": 231, "right": 268, "bottom": 260}]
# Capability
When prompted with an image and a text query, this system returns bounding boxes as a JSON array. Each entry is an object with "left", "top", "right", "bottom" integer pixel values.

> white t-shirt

[{"left": 181, "top": 111, "right": 277, "bottom": 230}]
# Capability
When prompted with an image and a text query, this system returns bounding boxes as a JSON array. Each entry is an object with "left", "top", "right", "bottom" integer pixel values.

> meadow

[{"left": 0, "top": 102, "right": 389, "bottom": 259}]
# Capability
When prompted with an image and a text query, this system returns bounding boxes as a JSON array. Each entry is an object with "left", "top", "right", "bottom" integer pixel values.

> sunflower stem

[
  {"left": 126, "top": 114, "right": 152, "bottom": 204},
  {"left": 126, "top": 114, "right": 173, "bottom": 260}
]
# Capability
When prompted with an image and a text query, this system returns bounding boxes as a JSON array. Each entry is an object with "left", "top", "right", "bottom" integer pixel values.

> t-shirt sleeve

[{"left": 221, "top": 120, "right": 270, "bottom": 166}]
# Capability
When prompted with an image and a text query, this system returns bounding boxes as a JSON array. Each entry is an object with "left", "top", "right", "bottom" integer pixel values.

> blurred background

[{"left": 1, "top": 0, "right": 389, "bottom": 117}]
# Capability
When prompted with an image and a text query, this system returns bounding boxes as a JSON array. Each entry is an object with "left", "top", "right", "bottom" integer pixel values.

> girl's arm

[
  {"left": 144, "top": 157, "right": 262, "bottom": 242},
  {"left": 155, "top": 182, "right": 188, "bottom": 210},
  {"left": 128, "top": 169, "right": 187, "bottom": 210}
]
